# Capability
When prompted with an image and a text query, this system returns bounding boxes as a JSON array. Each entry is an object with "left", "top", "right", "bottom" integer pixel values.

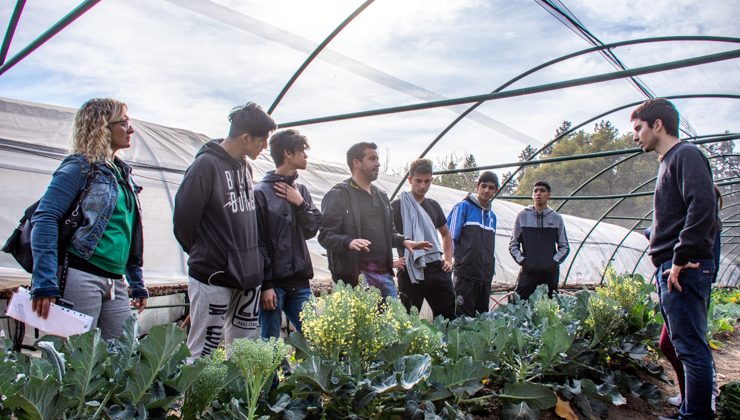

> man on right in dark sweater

[{"left": 631, "top": 98, "right": 717, "bottom": 420}]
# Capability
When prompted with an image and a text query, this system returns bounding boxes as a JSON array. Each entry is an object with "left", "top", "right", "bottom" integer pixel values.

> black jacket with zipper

[
  {"left": 318, "top": 179, "right": 405, "bottom": 285},
  {"left": 255, "top": 171, "right": 320, "bottom": 291}
]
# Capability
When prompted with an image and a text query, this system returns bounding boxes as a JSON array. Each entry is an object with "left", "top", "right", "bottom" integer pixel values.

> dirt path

[{"left": 608, "top": 329, "right": 740, "bottom": 419}]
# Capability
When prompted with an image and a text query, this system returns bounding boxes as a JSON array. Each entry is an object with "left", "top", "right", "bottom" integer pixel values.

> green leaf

[
  {"left": 119, "top": 323, "right": 188, "bottom": 405},
  {"left": 490, "top": 318, "right": 513, "bottom": 359},
  {"left": 0, "top": 356, "right": 21, "bottom": 398},
  {"left": 4, "top": 376, "right": 69, "bottom": 420},
  {"left": 718, "top": 381, "right": 740, "bottom": 419},
  {"left": 398, "top": 354, "right": 432, "bottom": 390},
  {"left": 285, "top": 332, "right": 312, "bottom": 360},
  {"left": 166, "top": 360, "right": 206, "bottom": 393},
  {"left": 571, "top": 290, "right": 591, "bottom": 321},
  {"left": 291, "top": 355, "right": 336, "bottom": 393},
  {"left": 537, "top": 323, "right": 572, "bottom": 372},
  {"left": 356, "top": 376, "right": 396, "bottom": 409},
  {"left": 355, "top": 355, "right": 432, "bottom": 409},
  {"left": 580, "top": 378, "right": 626, "bottom": 406},
  {"left": 109, "top": 315, "right": 140, "bottom": 380},
  {"left": 510, "top": 329, "right": 527, "bottom": 356},
  {"left": 629, "top": 381, "right": 661, "bottom": 409},
  {"left": 429, "top": 356, "right": 491, "bottom": 400},
  {"left": 448, "top": 318, "right": 500, "bottom": 360},
  {"left": 63, "top": 328, "right": 109, "bottom": 412},
  {"left": 28, "top": 357, "right": 53, "bottom": 380},
  {"left": 502, "top": 401, "right": 540, "bottom": 419},
  {"left": 375, "top": 333, "right": 413, "bottom": 366},
  {"left": 36, "top": 341, "right": 65, "bottom": 382},
  {"left": 571, "top": 394, "right": 609, "bottom": 419},
  {"left": 268, "top": 393, "right": 308, "bottom": 419},
  {"left": 498, "top": 382, "right": 557, "bottom": 410},
  {"left": 107, "top": 402, "right": 146, "bottom": 419}
]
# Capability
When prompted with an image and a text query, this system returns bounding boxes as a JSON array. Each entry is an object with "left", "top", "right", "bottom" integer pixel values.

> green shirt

[{"left": 70, "top": 165, "right": 136, "bottom": 274}]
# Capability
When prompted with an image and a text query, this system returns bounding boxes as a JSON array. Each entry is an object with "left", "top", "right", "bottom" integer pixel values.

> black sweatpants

[
  {"left": 397, "top": 261, "right": 456, "bottom": 320},
  {"left": 453, "top": 274, "right": 491, "bottom": 317},
  {"left": 514, "top": 267, "right": 559, "bottom": 300}
]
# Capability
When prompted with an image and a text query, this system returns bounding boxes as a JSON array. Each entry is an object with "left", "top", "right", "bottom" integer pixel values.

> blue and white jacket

[{"left": 447, "top": 194, "right": 496, "bottom": 284}]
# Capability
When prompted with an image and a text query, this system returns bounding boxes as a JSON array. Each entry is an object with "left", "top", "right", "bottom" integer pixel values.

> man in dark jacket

[
  {"left": 318, "top": 142, "right": 430, "bottom": 298},
  {"left": 509, "top": 181, "right": 569, "bottom": 299},
  {"left": 255, "top": 129, "right": 320, "bottom": 338},
  {"left": 447, "top": 171, "right": 499, "bottom": 317},
  {"left": 174, "top": 102, "right": 276, "bottom": 360},
  {"left": 632, "top": 98, "right": 717, "bottom": 420}
]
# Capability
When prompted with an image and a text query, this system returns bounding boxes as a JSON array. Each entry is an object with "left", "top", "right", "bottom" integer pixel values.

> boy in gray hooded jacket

[{"left": 509, "top": 181, "right": 569, "bottom": 299}]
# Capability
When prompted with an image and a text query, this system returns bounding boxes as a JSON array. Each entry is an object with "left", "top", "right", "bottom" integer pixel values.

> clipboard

[{"left": 5, "top": 288, "right": 93, "bottom": 338}]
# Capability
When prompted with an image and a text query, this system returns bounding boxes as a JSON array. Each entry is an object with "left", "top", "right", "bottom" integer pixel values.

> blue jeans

[
  {"left": 259, "top": 287, "right": 312, "bottom": 338},
  {"left": 657, "top": 259, "right": 715, "bottom": 420},
  {"left": 362, "top": 271, "right": 398, "bottom": 299}
]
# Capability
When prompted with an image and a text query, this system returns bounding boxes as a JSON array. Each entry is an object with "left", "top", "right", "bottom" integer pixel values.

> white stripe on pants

[{"left": 186, "top": 278, "right": 260, "bottom": 361}]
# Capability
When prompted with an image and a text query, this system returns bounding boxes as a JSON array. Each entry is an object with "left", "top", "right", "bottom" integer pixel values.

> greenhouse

[{"left": 0, "top": 1, "right": 738, "bottom": 419}]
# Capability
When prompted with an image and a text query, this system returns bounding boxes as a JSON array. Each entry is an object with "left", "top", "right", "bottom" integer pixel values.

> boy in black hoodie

[
  {"left": 255, "top": 129, "right": 320, "bottom": 338},
  {"left": 174, "top": 103, "right": 276, "bottom": 360}
]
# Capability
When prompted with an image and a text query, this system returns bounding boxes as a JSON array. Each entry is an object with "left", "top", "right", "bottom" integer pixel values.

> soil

[
  {"left": 606, "top": 329, "right": 740, "bottom": 420},
  {"left": 472, "top": 329, "right": 740, "bottom": 419}
]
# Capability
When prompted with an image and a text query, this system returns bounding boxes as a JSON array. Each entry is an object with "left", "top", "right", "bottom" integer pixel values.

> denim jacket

[{"left": 30, "top": 154, "right": 147, "bottom": 298}]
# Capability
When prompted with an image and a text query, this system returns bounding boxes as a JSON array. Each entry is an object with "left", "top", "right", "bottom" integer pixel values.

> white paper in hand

[{"left": 5, "top": 288, "right": 93, "bottom": 338}]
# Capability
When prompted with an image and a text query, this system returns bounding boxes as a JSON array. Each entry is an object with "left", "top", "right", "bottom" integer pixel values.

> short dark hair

[
  {"left": 630, "top": 98, "right": 679, "bottom": 137},
  {"left": 409, "top": 158, "right": 433, "bottom": 177},
  {"left": 533, "top": 181, "right": 551, "bottom": 192},
  {"left": 478, "top": 171, "right": 499, "bottom": 188},
  {"left": 228, "top": 102, "right": 277, "bottom": 138},
  {"left": 346, "top": 142, "right": 377, "bottom": 171},
  {"left": 269, "top": 129, "right": 309, "bottom": 166}
]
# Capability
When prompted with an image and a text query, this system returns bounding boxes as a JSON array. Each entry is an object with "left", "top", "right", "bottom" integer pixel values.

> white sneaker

[{"left": 667, "top": 394, "right": 682, "bottom": 407}]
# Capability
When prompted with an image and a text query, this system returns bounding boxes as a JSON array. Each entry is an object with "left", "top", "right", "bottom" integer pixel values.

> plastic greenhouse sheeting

[{"left": 0, "top": 96, "right": 657, "bottom": 291}]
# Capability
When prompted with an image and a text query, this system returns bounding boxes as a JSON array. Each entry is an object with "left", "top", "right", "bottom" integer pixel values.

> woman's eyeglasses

[{"left": 109, "top": 119, "right": 132, "bottom": 130}]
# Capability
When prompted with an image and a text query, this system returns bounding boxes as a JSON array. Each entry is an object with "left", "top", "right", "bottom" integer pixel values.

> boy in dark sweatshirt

[
  {"left": 631, "top": 98, "right": 717, "bottom": 420},
  {"left": 255, "top": 129, "right": 320, "bottom": 338},
  {"left": 174, "top": 103, "right": 276, "bottom": 360}
]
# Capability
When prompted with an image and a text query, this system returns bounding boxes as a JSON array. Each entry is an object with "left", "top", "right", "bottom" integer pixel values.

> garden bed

[{"left": 1, "top": 274, "right": 738, "bottom": 419}]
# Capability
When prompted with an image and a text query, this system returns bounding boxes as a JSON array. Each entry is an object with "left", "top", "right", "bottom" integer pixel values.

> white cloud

[{"left": 0, "top": 0, "right": 737, "bottom": 172}]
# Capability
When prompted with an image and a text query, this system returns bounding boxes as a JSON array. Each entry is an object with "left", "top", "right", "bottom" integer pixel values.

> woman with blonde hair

[{"left": 30, "top": 98, "right": 147, "bottom": 339}]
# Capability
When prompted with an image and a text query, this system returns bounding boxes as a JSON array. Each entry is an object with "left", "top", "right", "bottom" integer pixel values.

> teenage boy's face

[
  {"left": 476, "top": 181, "right": 498, "bottom": 203},
  {"left": 285, "top": 147, "right": 308, "bottom": 170},
  {"left": 408, "top": 172, "right": 433, "bottom": 199},
  {"left": 631, "top": 118, "right": 659, "bottom": 153},
  {"left": 532, "top": 185, "right": 550, "bottom": 207},
  {"left": 244, "top": 134, "right": 268, "bottom": 160}
]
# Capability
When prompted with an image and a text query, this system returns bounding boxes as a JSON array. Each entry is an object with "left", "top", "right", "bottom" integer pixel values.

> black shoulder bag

[{"left": 2, "top": 168, "right": 96, "bottom": 292}]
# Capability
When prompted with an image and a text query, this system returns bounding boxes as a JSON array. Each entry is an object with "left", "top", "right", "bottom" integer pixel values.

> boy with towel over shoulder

[{"left": 391, "top": 159, "right": 456, "bottom": 320}]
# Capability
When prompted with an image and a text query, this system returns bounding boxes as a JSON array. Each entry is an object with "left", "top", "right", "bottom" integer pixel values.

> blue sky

[{"left": 1, "top": 0, "right": 738, "bottom": 174}]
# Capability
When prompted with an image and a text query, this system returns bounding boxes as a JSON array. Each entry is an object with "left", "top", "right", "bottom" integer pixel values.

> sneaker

[{"left": 667, "top": 394, "right": 682, "bottom": 407}]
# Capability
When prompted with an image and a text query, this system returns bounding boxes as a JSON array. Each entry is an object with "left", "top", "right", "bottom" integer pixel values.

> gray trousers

[
  {"left": 186, "top": 278, "right": 260, "bottom": 361},
  {"left": 63, "top": 267, "right": 131, "bottom": 340}
]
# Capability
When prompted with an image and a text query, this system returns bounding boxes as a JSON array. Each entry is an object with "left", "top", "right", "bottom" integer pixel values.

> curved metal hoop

[{"left": 268, "top": 0, "right": 374, "bottom": 115}]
